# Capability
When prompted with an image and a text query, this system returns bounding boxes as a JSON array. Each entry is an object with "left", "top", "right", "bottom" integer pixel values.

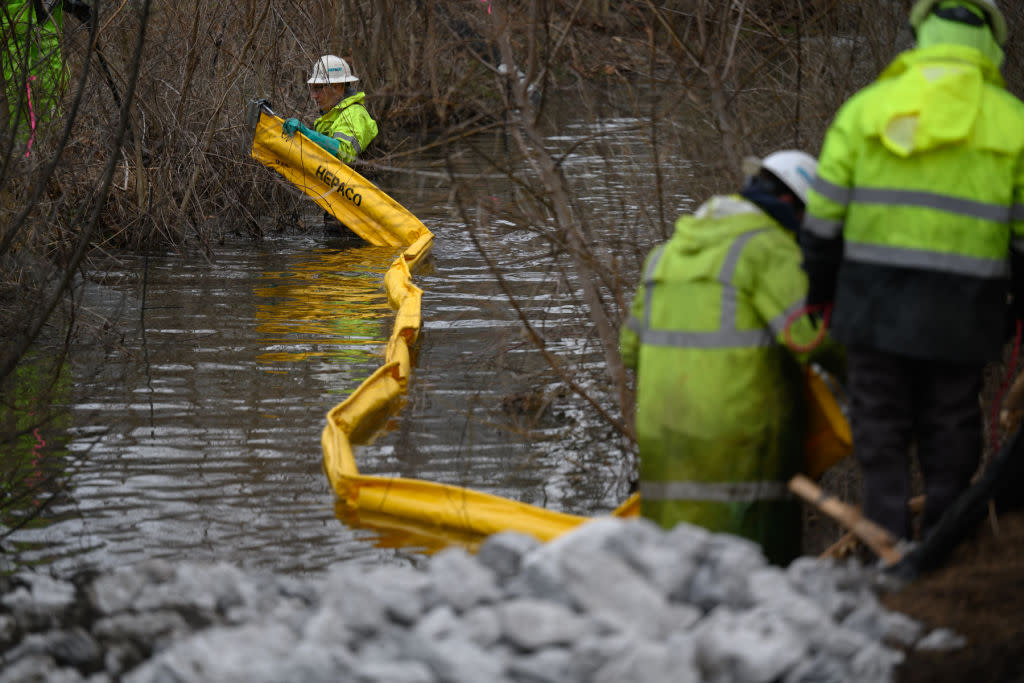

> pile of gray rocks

[{"left": 0, "top": 517, "right": 964, "bottom": 683}]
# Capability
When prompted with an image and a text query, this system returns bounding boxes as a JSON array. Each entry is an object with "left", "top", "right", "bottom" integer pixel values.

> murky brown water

[{"left": 6, "top": 116, "right": 691, "bottom": 575}]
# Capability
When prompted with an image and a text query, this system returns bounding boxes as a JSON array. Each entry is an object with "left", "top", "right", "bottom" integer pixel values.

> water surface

[{"left": 6, "top": 114, "right": 690, "bottom": 575}]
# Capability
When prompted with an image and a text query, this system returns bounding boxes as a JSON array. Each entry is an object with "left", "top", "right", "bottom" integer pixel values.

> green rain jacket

[
  {"left": 313, "top": 91, "right": 378, "bottom": 164},
  {"left": 620, "top": 195, "right": 821, "bottom": 565},
  {"left": 2, "top": 0, "right": 66, "bottom": 133},
  {"left": 802, "top": 44, "right": 1024, "bottom": 363},
  {"left": 2, "top": 0, "right": 65, "bottom": 132}
]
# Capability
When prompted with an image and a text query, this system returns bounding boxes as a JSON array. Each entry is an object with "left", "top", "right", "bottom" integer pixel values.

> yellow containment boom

[
  {"left": 803, "top": 364, "right": 853, "bottom": 480},
  {"left": 245, "top": 97, "right": 614, "bottom": 544},
  {"left": 248, "top": 101, "right": 430, "bottom": 247},
  {"left": 319, "top": 236, "right": 600, "bottom": 543}
]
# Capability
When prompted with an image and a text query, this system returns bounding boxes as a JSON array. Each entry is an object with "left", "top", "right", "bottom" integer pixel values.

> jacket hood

[
  {"left": 916, "top": 6, "right": 1004, "bottom": 67},
  {"left": 670, "top": 195, "right": 787, "bottom": 254},
  {"left": 323, "top": 91, "right": 366, "bottom": 114},
  {"left": 870, "top": 44, "right": 1003, "bottom": 156}
]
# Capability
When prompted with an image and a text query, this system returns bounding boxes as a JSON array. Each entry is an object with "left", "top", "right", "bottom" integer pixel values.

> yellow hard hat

[{"left": 909, "top": 0, "right": 1007, "bottom": 45}]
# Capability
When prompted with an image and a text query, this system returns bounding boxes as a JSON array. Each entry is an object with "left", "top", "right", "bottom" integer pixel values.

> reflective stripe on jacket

[
  {"left": 620, "top": 195, "right": 819, "bottom": 564},
  {"left": 803, "top": 43, "right": 1024, "bottom": 362},
  {"left": 313, "top": 91, "right": 378, "bottom": 164}
]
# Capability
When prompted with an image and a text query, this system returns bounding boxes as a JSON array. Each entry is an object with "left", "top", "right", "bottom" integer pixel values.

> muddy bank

[{"left": 885, "top": 510, "right": 1024, "bottom": 683}]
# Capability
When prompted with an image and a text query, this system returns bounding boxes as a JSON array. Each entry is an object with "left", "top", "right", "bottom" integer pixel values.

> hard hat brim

[
  {"left": 308, "top": 55, "right": 361, "bottom": 84},
  {"left": 307, "top": 75, "right": 360, "bottom": 84}
]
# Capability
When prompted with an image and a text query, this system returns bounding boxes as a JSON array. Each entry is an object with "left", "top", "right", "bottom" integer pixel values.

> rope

[
  {"left": 989, "top": 319, "right": 1022, "bottom": 453},
  {"left": 25, "top": 75, "right": 37, "bottom": 158},
  {"left": 783, "top": 302, "right": 833, "bottom": 353}
]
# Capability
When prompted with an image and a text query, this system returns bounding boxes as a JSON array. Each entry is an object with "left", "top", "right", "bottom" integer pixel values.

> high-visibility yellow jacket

[
  {"left": 2, "top": 0, "right": 66, "bottom": 131},
  {"left": 803, "top": 44, "right": 1024, "bottom": 363},
  {"left": 620, "top": 195, "right": 821, "bottom": 565},
  {"left": 313, "top": 91, "right": 378, "bottom": 164}
]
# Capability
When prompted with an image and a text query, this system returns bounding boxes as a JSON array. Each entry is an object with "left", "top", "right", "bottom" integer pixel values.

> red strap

[
  {"left": 25, "top": 75, "right": 37, "bottom": 158},
  {"left": 783, "top": 303, "right": 833, "bottom": 353}
]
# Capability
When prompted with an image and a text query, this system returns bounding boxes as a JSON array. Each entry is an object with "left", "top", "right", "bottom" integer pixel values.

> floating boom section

[
  {"left": 318, "top": 232, "right": 633, "bottom": 544},
  {"left": 250, "top": 109, "right": 429, "bottom": 247}
]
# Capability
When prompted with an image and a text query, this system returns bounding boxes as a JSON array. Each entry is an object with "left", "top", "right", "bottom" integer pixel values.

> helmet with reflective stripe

[
  {"left": 307, "top": 55, "right": 360, "bottom": 84},
  {"left": 742, "top": 150, "right": 818, "bottom": 206},
  {"left": 909, "top": 0, "right": 1006, "bottom": 45}
]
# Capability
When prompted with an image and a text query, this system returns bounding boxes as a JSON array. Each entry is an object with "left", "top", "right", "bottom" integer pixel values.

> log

[
  {"left": 789, "top": 475, "right": 903, "bottom": 566},
  {"left": 819, "top": 495, "right": 924, "bottom": 560}
]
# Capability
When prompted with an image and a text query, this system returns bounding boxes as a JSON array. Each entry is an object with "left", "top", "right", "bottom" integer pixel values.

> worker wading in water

[
  {"left": 801, "top": 0, "right": 1024, "bottom": 542},
  {"left": 282, "top": 54, "right": 378, "bottom": 241},
  {"left": 620, "top": 151, "right": 827, "bottom": 565}
]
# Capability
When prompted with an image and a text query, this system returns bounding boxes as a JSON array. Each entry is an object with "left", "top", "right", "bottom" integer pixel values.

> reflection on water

[
  {"left": 335, "top": 501, "right": 483, "bottom": 557},
  {"left": 254, "top": 245, "right": 397, "bottom": 366},
  {"left": 0, "top": 357, "right": 73, "bottom": 538},
  {"left": 5, "top": 238, "right": 406, "bottom": 575}
]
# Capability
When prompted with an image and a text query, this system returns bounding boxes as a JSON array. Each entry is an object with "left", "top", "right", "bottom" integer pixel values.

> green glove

[
  {"left": 282, "top": 118, "right": 300, "bottom": 135},
  {"left": 299, "top": 125, "right": 341, "bottom": 158}
]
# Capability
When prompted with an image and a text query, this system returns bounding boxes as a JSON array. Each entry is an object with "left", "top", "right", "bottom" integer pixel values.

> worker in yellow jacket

[
  {"left": 620, "top": 150, "right": 824, "bottom": 565},
  {"left": 282, "top": 54, "right": 379, "bottom": 241},
  {"left": 283, "top": 55, "right": 377, "bottom": 164},
  {"left": 801, "top": 0, "right": 1024, "bottom": 542}
]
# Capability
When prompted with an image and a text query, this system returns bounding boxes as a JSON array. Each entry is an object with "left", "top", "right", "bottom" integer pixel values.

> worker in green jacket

[
  {"left": 282, "top": 55, "right": 378, "bottom": 165},
  {"left": 2, "top": 0, "right": 65, "bottom": 136},
  {"left": 620, "top": 150, "right": 823, "bottom": 565},
  {"left": 2, "top": 0, "right": 91, "bottom": 140},
  {"left": 801, "top": 0, "right": 1024, "bottom": 542}
]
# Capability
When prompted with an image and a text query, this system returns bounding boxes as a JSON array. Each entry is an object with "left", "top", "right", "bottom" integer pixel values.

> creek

[{"left": 4, "top": 115, "right": 693, "bottom": 575}]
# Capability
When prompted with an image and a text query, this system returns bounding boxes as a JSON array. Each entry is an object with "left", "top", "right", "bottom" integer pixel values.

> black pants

[{"left": 848, "top": 347, "right": 983, "bottom": 540}]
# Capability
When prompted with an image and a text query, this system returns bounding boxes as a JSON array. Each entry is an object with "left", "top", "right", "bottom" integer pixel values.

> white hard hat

[
  {"left": 307, "top": 55, "right": 359, "bottom": 84},
  {"left": 909, "top": 0, "right": 1006, "bottom": 45},
  {"left": 742, "top": 150, "right": 818, "bottom": 206}
]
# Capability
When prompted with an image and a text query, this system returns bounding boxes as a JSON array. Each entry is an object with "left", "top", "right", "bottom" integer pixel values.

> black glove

[
  {"left": 800, "top": 231, "right": 841, "bottom": 310},
  {"left": 805, "top": 280, "right": 835, "bottom": 310}
]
